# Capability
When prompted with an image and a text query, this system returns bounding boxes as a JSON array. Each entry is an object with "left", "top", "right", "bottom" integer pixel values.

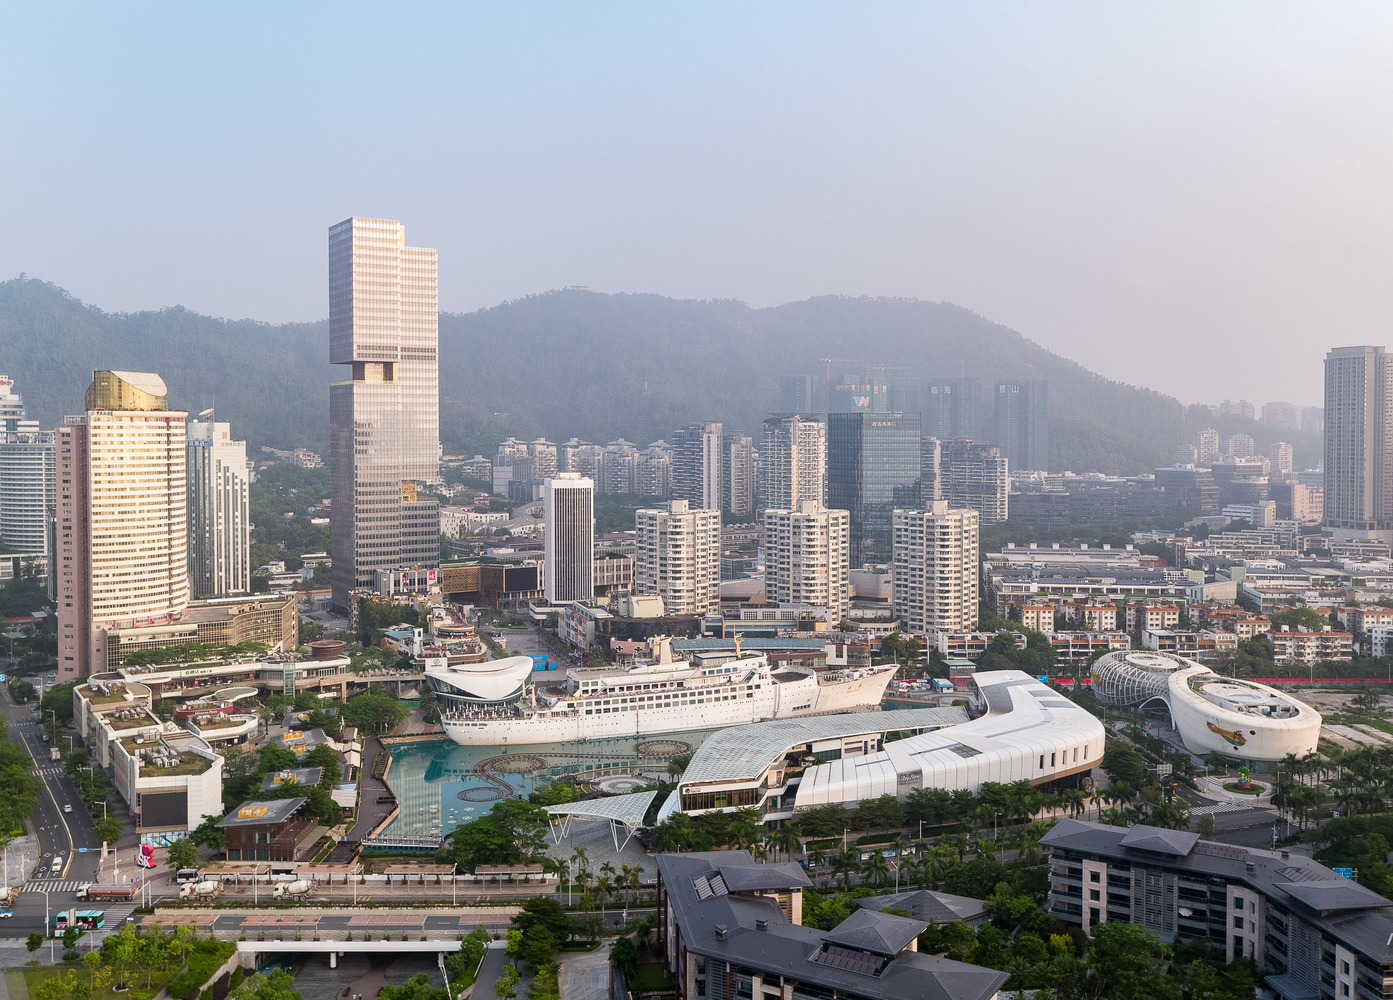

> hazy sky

[{"left": 5, "top": 3, "right": 1393, "bottom": 406}]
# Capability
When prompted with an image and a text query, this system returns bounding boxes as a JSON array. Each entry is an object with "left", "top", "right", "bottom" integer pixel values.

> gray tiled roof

[
  {"left": 857, "top": 889, "right": 988, "bottom": 925},
  {"left": 822, "top": 908, "right": 928, "bottom": 956},
  {"left": 717, "top": 861, "right": 811, "bottom": 893},
  {"left": 656, "top": 852, "right": 1006, "bottom": 1000},
  {"left": 1117, "top": 824, "right": 1200, "bottom": 855},
  {"left": 215, "top": 797, "right": 307, "bottom": 828},
  {"left": 1278, "top": 879, "right": 1392, "bottom": 913},
  {"left": 258, "top": 767, "right": 324, "bottom": 791}
]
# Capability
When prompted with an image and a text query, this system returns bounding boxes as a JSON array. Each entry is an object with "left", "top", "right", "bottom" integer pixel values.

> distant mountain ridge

[{"left": 0, "top": 277, "right": 1187, "bottom": 473}]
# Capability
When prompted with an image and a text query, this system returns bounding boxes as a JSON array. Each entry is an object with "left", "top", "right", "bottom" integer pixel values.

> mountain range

[{"left": 0, "top": 276, "right": 1196, "bottom": 474}]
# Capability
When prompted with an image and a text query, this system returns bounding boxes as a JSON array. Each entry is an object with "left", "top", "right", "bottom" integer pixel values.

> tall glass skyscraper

[
  {"left": 329, "top": 218, "right": 440, "bottom": 608},
  {"left": 1324, "top": 345, "right": 1393, "bottom": 544},
  {"left": 827, "top": 412, "right": 922, "bottom": 566}
]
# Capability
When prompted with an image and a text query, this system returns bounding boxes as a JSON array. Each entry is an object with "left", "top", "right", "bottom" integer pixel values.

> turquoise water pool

[{"left": 380, "top": 728, "right": 721, "bottom": 840}]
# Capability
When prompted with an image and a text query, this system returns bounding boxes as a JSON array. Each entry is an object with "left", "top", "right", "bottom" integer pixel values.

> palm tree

[
  {"left": 830, "top": 847, "right": 860, "bottom": 891},
  {"left": 861, "top": 852, "right": 891, "bottom": 890},
  {"left": 771, "top": 824, "right": 802, "bottom": 861}
]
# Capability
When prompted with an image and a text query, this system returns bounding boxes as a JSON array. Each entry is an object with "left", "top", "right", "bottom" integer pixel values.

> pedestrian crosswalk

[{"left": 23, "top": 881, "right": 85, "bottom": 892}]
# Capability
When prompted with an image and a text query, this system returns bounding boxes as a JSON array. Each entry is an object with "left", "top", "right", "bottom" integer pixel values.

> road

[{"left": 1, "top": 682, "right": 114, "bottom": 936}]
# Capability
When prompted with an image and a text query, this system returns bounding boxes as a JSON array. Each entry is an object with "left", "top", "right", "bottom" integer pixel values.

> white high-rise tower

[
  {"left": 763, "top": 502, "right": 850, "bottom": 620},
  {"left": 329, "top": 217, "right": 441, "bottom": 608},
  {"left": 186, "top": 412, "right": 251, "bottom": 598},
  {"left": 1324, "top": 346, "right": 1393, "bottom": 544},
  {"left": 892, "top": 501, "right": 979, "bottom": 637},
  {"left": 544, "top": 473, "right": 594, "bottom": 604}
]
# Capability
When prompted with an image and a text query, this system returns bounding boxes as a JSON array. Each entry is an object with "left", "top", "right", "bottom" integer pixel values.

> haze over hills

[{"left": 1, "top": 276, "right": 1209, "bottom": 474}]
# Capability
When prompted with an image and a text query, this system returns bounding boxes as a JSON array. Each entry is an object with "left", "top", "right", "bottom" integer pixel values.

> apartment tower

[
  {"left": 0, "top": 376, "right": 54, "bottom": 560},
  {"left": 186, "top": 413, "right": 251, "bottom": 598},
  {"left": 672, "top": 422, "right": 723, "bottom": 511},
  {"left": 939, "top": 439, "right": 1010, "bottom": 525},
  {"left": 758, "top": 414, "right": 825, "bottom": 514},
  {"left": 763, "top": 501, "right": 850, "bottom": 620},
  {"left": 724, "top": 433, "right": 757, "bottom": 518},
  {"left": 892, "top": 500, "right": 980, "bottom": 637},
  {"left": 55, "top": 371, "right": 189, "bottom": 681},
  {"left": 634, "top": 500, "right": 721, "bottom": 616},
  {"left": 1324, "top": 346, "right": 1393, "bottom": 544},
  {"left": 543, "top": 473, "right": 595, "bottom": 604},
  {"left": 329, "top": 217, "right": 441, "bottom": 608}
]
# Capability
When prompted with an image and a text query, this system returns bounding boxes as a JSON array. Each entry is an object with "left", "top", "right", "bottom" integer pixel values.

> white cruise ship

[{"left": 430, "top": 637, "right": 897, "bottom": 747}]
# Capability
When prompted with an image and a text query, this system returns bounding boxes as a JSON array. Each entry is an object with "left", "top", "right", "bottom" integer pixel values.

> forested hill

[{"left": 0, "top": 277, "right": 1188, "bottom": 473}]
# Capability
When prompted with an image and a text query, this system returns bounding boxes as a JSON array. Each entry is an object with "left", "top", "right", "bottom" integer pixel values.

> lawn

[{"left": 629, "top": 964, "right": 675, "bottom": 993}]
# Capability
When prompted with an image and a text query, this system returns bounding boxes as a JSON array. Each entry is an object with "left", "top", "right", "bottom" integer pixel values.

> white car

[{"left": 63, "top": 804, "right": 72, "bottom": 813}]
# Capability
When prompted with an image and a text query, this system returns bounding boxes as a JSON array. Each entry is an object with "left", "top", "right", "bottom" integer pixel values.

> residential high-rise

[
  {"left": 926, "top": 378, "right": 981, "bottom": 440},
  {"left": 328, "top": 217, "right": 440, "bottom": 608},
  {"left": 1301, "top": 406, "right": 1325, "bottom": 436},
  {"left": 1196, "top": 428, "right": 1220, "bottom": 461},
  {"left": 1324, "top": 345, "right": 1393, "bottom": 543},
  {"left": 1261, "top": 400, "right": 1299, "bottom": 429},
  {"left": 672, "top": 422, "right": 723, "bottom": 511},
  {"left": 0, "top": 376, "right": 54, "bottom": 560},
  {"left": 827, "top": 411, "right": 921, "bottom": 566},
  {"left": 920, "top": 436, "right": 941, "bottom": 507},
  {"left": 763, "top": 501, "right": 850, "bottom": 620},
  {"left": 635, "top": 442, "right": 673, "bottom": 498},
  {"left": 543, "top": 473, "right": 594, "bottom": 604},
  {"left": 634, "top": 499, "right": 720, "bottom": 616},
  {"left": 724, "top": 433, "right": 757, "bottom": 518},
  {"left": 758, "top": 415, "right": 825, "bottom": 514},
  {"left": 777, "top": 374, "right": 818, "bottom": 414},
  {"left": 892, "top": 501, "right": 980, "bottom": 637},
  {"left": 939, "top": 439, "right": 1009, "bottom": 525},
  {"left": 994, "top": 379, "right": 1049, "bottom": 471},
  {"left": 1226, "top": 433, "right": 1255, "bottom": 459},
  {"left": 186, "top": 413, "right": 250, "bottom": 599},
  {"left": 55, "top": 371, "right": 189, "bottom": 681},
  {"left": 1272, "top": 441, "right": 1294, "bottom": 476}
]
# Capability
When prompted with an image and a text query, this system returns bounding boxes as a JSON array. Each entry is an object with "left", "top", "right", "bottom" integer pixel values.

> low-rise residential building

[
  {"left": 1141, "top": 629, "right": 1238, "bottom": 658},
  {"left": 1268, "top": 626, "right": 1354, "bottom": 665},
  {"left": 1337, "top": 605, "right": 1393, "bottom": 635},
  {"left": 1043, "top": 818, "right": 1393, "bottom": 1000},
  {"left": 1047, "top": 631, "right": 1130, "bottom": 663},
  {"left": 656, "top": 850, "right": 1008, "bottom": 1000},
  {"left": 1062, "top": 600, "right": 1118, "bottom": 631},
  {"left": 1007, "top": 599, "right": 1055, "bottom": 632},
  {"left": 1125, "top": 601, "right": 1183, "bottom": 634},
  {"left": 934, "top": 631, "right": 1026, "bottom": 661}
]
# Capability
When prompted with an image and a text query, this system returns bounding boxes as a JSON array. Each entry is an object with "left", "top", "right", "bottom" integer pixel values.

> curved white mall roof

[
  {"left": 1091, "top": 650, "right": 1321, "bottom": 760},
  {"left": 425, "top": 654, "right": 534, "bottom": 702},
  {"left": 796, "top": 670, "right": 1107, "bottom": 809}
]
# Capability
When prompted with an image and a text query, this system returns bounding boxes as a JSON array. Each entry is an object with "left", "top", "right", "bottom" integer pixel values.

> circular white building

[
  {"left": 425, "top": 655, "right": 534, "bottom": 709},
  {"left": 1091, "top": 650, "right": 1320, "bottom": 760}
]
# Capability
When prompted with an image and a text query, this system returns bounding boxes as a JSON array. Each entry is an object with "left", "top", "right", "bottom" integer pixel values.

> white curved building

[
  {"left": 425, "top": 655, "right": 535, "bottom": 708},
  {"left": 792, "top": 670, "right": 1107, "bottom": 811},
  {"left": 1091, "top": 650, "right": 1321, "bottom": 760}
]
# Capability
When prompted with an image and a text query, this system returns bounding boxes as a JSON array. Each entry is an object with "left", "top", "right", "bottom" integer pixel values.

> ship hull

[{"left": 441, "top": 667, "right": 896, "bottom": 746}]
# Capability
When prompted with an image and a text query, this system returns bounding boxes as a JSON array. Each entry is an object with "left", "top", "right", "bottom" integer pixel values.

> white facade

[
  {"left": 329, "top": 217, "right": 440, "bottom": 608},
  {"left": 186, "top": 417, "right": 250, "bottom": 598},
  {"left": 763, "top": 502, "right": 850, "bottom": 620},
  {"left": 759, "top": 415, "right": 825, "bottom": 513},
  {"left": 795, "top": 670, "right": 1106, "bottom": 809},
  {"left": 672, "top": 423, "right": 723, "bottom": 511},
  {"left": 0, "top": 425, "right": 54, "bottom": 555},
  {"left": 1091, "top": 649, "right": 1321, "bottom": 760},
  {"left": 635, "top": 500, "right": 721, "bottom": 616},
  {"left": 56, "top": 372, "right": 190, "bottom": 681},
  {"left": 543, "top": 473, "right": 595, "bottom": 604},
  {"left": 892, "top": 501, "right": 979, "bottom": 636}
]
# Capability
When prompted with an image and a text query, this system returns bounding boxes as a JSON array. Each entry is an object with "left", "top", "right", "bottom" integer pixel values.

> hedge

[{"left": 168, "top": 941, "right": 237, "bottom": 1000}]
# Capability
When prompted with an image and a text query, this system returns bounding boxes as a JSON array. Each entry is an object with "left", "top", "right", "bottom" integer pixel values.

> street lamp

[
  {"left": 37, "top": 887, "right": 53, "bottom": 961},
  {"left": 994, "top": 811, "right": 1002, "bottom": 863}
]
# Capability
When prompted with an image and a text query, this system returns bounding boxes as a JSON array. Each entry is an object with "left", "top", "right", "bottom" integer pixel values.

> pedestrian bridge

[{"left": 238, "top": 939, "right": 490, "bottom": 969}]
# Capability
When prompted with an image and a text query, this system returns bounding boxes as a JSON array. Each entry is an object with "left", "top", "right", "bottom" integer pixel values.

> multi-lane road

[{"left": 1, "top": 682, "right": 114, "bottom": 935}]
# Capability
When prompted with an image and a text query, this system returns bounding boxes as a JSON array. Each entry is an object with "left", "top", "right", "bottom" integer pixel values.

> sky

[{"left": 5, "top": 3, "right": 1393, "bottom": 407}]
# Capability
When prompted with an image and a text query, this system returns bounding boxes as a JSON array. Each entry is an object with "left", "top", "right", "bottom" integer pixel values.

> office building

[
  {"left": 655, "top": 851, "right": 1008, "bottom": 1000},
  {"left": 1043, "top": 818, "right": 1393, "bottom": 1000},
  {"left": 763, "top": 502, "right": 850, "bottom": 620},
  {"left": 926, "top": 377, "right": 981, "bottom": 440},
  {"left": 828, "top": 375, "right": 888, "bottom": 413},
  {"left": 56, "top": 371, "right": 189, "bottom": 681},
  {"left": 827, "top": 411, "right": 921, "bottom": 566},
  {"left": 543, "top": 473, "right": 594, "bottom": 604},
  {"left": 892, "top": 501, "right": 979, "bottom": 636},
  {"left": 672, "top": 422, "right": 723, "bottom": 511},
  {"left": 328, "top": 217, "right": 440, "bottom": 609},
  {"left": 0, "top": 433, "right": 54, "bottom": 559},
  {"left": 777, "top": 373, "right": 818, "bottom": 413},
  {"left": 186, "top": 414, "right": 250, "bottom": 599},
  {"left": 758, "top": 415, "right": 825, "bottom": 514},
  {"left": 1324, "top": 346, "right": 1393, "bottom": 544},
  {"left": 939, "top": 439, "right": 1009, "bottom": 524},
  {"left": 994, "top": 379, "right": 1049, "bottom": 471},
  {"left": 724, "top": 433, "right": 757, "bottom": 518},
  {"left": 635, "top": 500, "right": 720, "bottom": 616},
  {"left": 1154, "top": 465, "right": 1221, "bottom": 514}
]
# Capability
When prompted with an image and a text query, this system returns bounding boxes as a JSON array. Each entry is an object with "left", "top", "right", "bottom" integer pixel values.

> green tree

[
  {"left": 93, "top": 814, "right": 121, "bottom": 845},
  {"left": 26, "top": 931, "right": 42, "bottom": 954},
  {"left": 511, "top": 895, "right": 574, "bottom": 943},
  {"left": 167, "top": 837, "right": 199, "bottom": 870},
  {"left": 1087, "top": 921, "right": 1179, "bottom": 1000},
  {"left": 341, "top": 691, "right": 408, "bottom": 734},
  {"left": 609, "top": 936, "right": 639, "bottom": 982},
  {"left": 189, "top": 813, "right": 226, "bottom": 851},
  {"left": 520, "top": 927, "right": 558, "bottom": 971}
]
